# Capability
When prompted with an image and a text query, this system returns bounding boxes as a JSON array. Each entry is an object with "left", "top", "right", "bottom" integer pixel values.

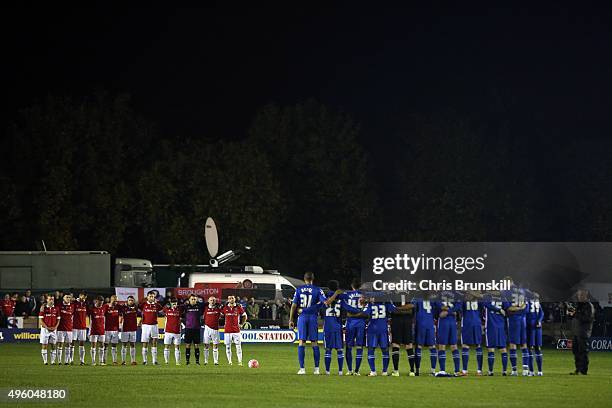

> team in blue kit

[{"left": 288, "top": 277, "right": 544, "bottom": 377}]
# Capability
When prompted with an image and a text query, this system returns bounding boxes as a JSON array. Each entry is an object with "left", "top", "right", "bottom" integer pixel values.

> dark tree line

[{"left": 2, "top": 93, "right": 612, "bottom": 284}]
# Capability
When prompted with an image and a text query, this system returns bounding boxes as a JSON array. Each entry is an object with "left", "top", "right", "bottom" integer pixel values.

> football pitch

[{"left": 0, "top": 343, "right": 611, "bottom": 407}]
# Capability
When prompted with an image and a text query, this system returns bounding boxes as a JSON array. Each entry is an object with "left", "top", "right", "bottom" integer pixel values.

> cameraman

[{"left": 567, "top": 289, "right": 594, "bottom": 375}]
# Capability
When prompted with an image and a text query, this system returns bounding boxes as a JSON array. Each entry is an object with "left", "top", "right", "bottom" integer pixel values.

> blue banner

[{"left": 0, "top": 328, "right": 324, "bottom": 344}]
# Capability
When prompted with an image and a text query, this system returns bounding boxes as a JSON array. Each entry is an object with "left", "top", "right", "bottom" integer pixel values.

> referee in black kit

[
  {"left": 567, "top": 288, "right": 595, "bottom": 375},
  {"left": 390, "top": 293, "right": 416, "bottom": 376}
]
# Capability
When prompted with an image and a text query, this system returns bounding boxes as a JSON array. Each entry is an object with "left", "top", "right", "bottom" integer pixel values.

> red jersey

[
  {"left": 139, "top": 301, "right": 162, "bottom": 325},
  {"left": 120, "top": 304, "right": 138, "bottom": 332},
  {"left": 57, "top": 302, "right": 75, "bottom": 331},
  {"left": 1, "top": 299, "right": 15, "bottom": 316},
  {"left": 163, "top": 306, "right": 182, "bottom": 334},
  {"left": 89, "top": 304, "right": 107, "bottom": 335},
  {"left": 73, "top": 299, "right": 88, "bottom": 330},
  {"left": 222, "top": 304, "right": 245, "bottom": 333},
  {"left": 203, "top": 305, "right": 222, "bottom": 330},
  {"left": 39, "top": 305, "right": 59, "bottom": 328},
  {"left": 104, "top": 304, "right": 121, "bottom": 331}
]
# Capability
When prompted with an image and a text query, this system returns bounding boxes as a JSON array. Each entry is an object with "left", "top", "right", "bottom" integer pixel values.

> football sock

[
  {"left": 312, "top": 346, "right": 320, "bottom": 368},
  {"left": 476, "top": 347, "right": 483, "bottom": 371},
  {"left": 51, "top": 349, "right": 56, "bottom": 364},
  {"left": 452, "top": 349, "right": 460, "bottom": 373},
  {"left": 203, "top": 347, "right": 208, "bottom": 363},
  {"left": 141, "top": 347, "right": 147, "bottom": 364},
  {"left": 461, "top": 347, "right": 469, "bottom": 371},
  {"left": 195, "top": 348, "right": 200, "bottom": 363},
  {"left": 325, "top": 349, "right": 332, "bottom": 372},
  {"left": 101, "top": 345, "right": 106, "bottom": 363},
  {"left": 487, "top": 351, "right": 494, "bottom": 372},
  {"left": 79, "top": 346, "right": 85, "bottom": 364},
  {"left": 337, "top": 349, "right": 344, "bottom": 372},
  {"left": 41, "top": 349, "right": 48, "bottom": 364},
  {"left": 527, "top": 349, "right": 534, "bottom": 371},
  {"left": 69, "top": 346, "right": 74, "bottom": 363},
  {"left": 175, "top": 348, "right": 180, "bottom": 363},
  {"left": 382, "top": 349, "right": 390, "bottom": 373},
  {"left": 392, "top": 347, "right": 400, "bottom": 371},
  {"left": 164, "top": 348, "right": 170, "bottom": 363},
  {"left": 226, "top": 344, "right": 232, "bottom": 363},
  {"left": 186, "top": 348, "right": 191, "bottom": 362},
  {"left": 510, "top": 349, "right": 517, "bottom": 370},
  {"left": 407, "top": 348, "right": 415, "bottom": 372},
  {"left": 355, "top": 348, "right": 363, "bottom": 372},
  {"left": 91, "top": 347, "right": 96, "bottom": 363},
  {"left": 151, "top": 347, "right": 157, "bottom": 364},
  {"left": 367, "top": 348, "right": 376, "bottom": 372},
  {"left": 429, "top": 347, "right": 437, "bottom": 370},
  {"left": 415, "top": 347, "right": 422, "bottom": 370},
  {"left": 111, "top": 347, "right": 117, "bottom": 363},
  {"left": 535, "top": 348, "right": 543, "bottom": 372},
  {"left": 121, "top": 345, "right": 127, "bottom": 362},
  {"left": 438, "top": 350, "right": 446, "bottom": 372},
  {"left": 65, "top": 346, "right": 71, "bottom": 363},
  {"left": 345, "top": 347, "right": 353, "bottom": 371},
  {"left": 130, "top": 346, "right": 136, "bottom": 363},
  {"left": 521, "top": 348, "right": 529, "bottom": 370},
  {"left": 58, "top": 346, "right": 63, "bottom": 364},
  {"left": 298, "top": 345, "right": 305, "bottom": 368},
  {"left": 501, "top": 351, "right": 508, "bottom": 372},
  {"left": 213, "top": 347, "right": 219, "bottom": 364},
  {"left": 236, "top": 344, "right": 243, "bottom": 364}
]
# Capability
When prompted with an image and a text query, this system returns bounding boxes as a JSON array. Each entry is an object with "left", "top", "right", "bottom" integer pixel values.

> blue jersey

[
  {"left": 526, "top": 300, "right": 544, "bottom": 325},
  {"left": 460, "top": 301, "right": 482, "bottom": 326},
  {"left": 484, "top": 300, "right": 508, "bottom": 327},
  {"left": 345, "top": 290, "right": 362, "bottom": 315},
  {"left": 292, "top": 284, "right": 327, "bottom": 315},
  {"left": 322, "top": 292, "right": 361, "bottom": 332},
  {"left": 413, "top": 299, "right": 439, "bottom": 328},
  {"left": 363, "top": 302, "right": 397, "bottom": 333},
  {"left": 505, "top": 286, "right": 527, "bottom": 323}
]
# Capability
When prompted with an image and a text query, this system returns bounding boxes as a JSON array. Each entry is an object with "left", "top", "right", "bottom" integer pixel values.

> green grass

[{"left": 0, "top": 343, "right": 611, "bottom": 407}]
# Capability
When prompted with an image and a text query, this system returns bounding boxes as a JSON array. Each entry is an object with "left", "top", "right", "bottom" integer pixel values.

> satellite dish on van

[{"left": 204, "top": 217, "right": 219, "bottom": 258}]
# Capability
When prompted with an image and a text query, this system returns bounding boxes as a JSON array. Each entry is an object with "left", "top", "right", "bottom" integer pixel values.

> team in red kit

[{"left": 37, "top": 290, "right": 247, "bottom": 366}]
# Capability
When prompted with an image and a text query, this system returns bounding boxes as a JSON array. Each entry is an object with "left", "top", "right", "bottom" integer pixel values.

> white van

[{"left": 188, "top": 268, "right": 301, "bottom": 301}]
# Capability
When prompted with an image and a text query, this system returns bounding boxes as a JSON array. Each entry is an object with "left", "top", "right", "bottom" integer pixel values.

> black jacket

[{"left": 571, "top": 302, "right": 594, "bottom": 338}]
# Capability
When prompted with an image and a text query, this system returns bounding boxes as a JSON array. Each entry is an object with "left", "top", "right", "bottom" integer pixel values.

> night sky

[
  {"left": 3, "top": 4, "right": 612, "bottom": 253},
  {"left": 4, "top": 4, "right": 612, "bottom": 144}
]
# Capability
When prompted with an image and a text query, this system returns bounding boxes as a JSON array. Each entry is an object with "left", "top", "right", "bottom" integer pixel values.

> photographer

[{"left": 567, "top": 289, "right": 595, "bottom": 375}]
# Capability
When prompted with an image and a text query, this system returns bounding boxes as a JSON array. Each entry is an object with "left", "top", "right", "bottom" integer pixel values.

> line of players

[
  {"left": 291, "top": 273, "right": 544, "bottom": 377},
  {"left": 38, "top": 290, "right": 247, "bottom": 366}
]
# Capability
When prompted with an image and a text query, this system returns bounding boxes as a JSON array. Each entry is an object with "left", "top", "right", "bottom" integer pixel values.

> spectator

[
  {"left": 163, "top": 290, "right": 174, "bottom": 306},
  {"left": 239, "top": 296, "right": 248, "bottom": 309},
  {"left": 38, "top": 294, "right": 45, "bottom": 308},
  {"left": 276, "top": 298, "right": 290, "bottom": 326},
  {"left": 259, "top": 299, "right": 272, "bottom": 319},
  {"left": 1, "top": 293, "right": 16, "bottom": 328},
  {"left": 14, "top": 295, "right": 30, "bottom": 317},
  {"left": 24, "top": 289, "right": 37, "bottom": 315},
  {"left": 54, "top": 290, "right": 63, "bottom": 303},
  {"left": 246, "top": 297, "right": 260, "bottom": 320}
]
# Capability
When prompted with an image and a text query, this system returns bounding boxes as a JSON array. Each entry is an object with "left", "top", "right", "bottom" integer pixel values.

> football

[{"left": 248, "top": 359, "right": 260, "bottom": 368}]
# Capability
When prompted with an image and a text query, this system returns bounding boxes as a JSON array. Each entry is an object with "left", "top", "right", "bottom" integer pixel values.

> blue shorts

[
  {"left": 415, "top": 324, "right": 435, "bottom": 346},
  {"left": 345, "top": 320, "right": 366, "bottom": 347},
  {"left": 297, "top": 314, "right": 319, "bottom": 342},
  {"left": 461, "top": 323, "right": 482, "bottom": 346},
  {"left": 486, "top": 325, "right": 507, "bottom": 348},
  {"left": 507, "top": 319, "right": 527, "bottom": 345},
  {"left": 366, "top": 329, "right": 389, "bottom": 349},
  {"left": 437, "top": 319, "right": 458, "bottom": 345},
  {"left": 527, "top": 324, "right": 542, "bottom": 347},
  {"left": 324, "top": 330, "right": 343, "bottom": 349}
]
